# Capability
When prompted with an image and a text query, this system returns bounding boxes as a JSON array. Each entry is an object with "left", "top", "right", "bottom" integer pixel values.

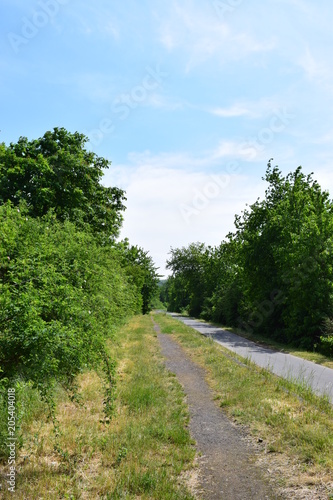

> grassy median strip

[
  {"left": 192, "top": 317, "right": 333, "bottom": 369},
  {"left": 1, "top": 315, "right": 196, "bottom": 499},
  {"left": 153, "top": 312, "right": 333, "bottom": 494}
]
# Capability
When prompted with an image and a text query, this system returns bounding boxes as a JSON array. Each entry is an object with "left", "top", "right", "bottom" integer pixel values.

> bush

[{"left": 0, "top": 203, "right": 139, "bottom": 400}]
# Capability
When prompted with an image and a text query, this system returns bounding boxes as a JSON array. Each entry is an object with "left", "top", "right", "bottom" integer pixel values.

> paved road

[{"left": 168, "top": 313, "right": 333, "bottom": 404}]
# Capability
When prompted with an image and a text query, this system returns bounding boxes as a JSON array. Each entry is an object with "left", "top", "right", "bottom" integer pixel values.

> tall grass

[{"left": 0, "top": 315, "right": 195, "bottom": 499}]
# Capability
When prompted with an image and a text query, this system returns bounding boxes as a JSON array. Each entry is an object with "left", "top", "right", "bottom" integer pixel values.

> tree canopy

[
  {"left": 165, "top": 161, "right": 333, "bottom": 350},
  {"left": 0, "top": 128, "right": 159, "bottom": 431},
  {"left": 0, "top": 127, "right": 126, "bottom": 242}
]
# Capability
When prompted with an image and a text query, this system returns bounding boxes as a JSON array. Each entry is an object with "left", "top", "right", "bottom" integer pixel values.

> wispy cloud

[
  {"left": 108, "top": 157, "right": 259, "bottom": 275},
  {"left": 144, "top": 93, "right": 185, "bottom": 111},
  {"left": 116, "top": 142, "right": 246, "bottom": 176},
  {"left": 211, "top": 105, "right": 251, "bottom": 118},
  {"left": 155, "top": 1, "right": 276, "bottom": 71},
  {"left": 64, "top": 4, "right": 120, "bottom": 39},
  {"left": 207, "top": 97, "right": 290, "bottom": 123},
  {"left": 298, "top": 46, "right": 333, "bottom": 92}
]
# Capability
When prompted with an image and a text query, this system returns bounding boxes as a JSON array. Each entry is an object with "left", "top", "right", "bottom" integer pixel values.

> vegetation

[
  {"left": 154, "top": 312, "right": 333, "bottom": 493},
  {"left": 0, "top": 128, "right": 159, "bottom": 459},
  {"left": 0, "top": 315, "right": 195, "bottom": 498},
  {"left": 164, "top": 161, "right": 333, "bottom": 352},
  {"left": 0, "top": 127, "right": 125, "bottom": 242},
  {"left": 1, "top": 131, "right": 333, "bottom": 496}
]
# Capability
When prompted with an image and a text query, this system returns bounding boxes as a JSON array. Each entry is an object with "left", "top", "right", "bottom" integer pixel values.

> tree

[
  {"left": 117, "top": 240, "right": 160, "bottom": 314},
  {"left": 166, "top": 243, "right": 208, "bottom": 316},
  {"left": 0, "top": 127, "right": 126, "bottom": 242},
  {"left": 164, "top": 161, "right": 333, "bottom": 349},
  {"left": 0, "top": 203, "right": 138, "bottom": 399},
  {"left": 234, "top": 161, "right": 333, "bottom": 346},
  {"left": 207, "top": 237, "right": 244, "bottom": 326}
]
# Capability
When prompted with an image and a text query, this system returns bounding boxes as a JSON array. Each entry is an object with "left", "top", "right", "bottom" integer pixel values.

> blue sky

[{"left": 1, "top": 0, "right": 333, "bottom": 276}]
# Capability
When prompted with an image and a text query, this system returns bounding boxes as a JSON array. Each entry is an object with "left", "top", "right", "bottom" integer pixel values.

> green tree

[
  {"left": 0, "top": 127, "right": 126, "bottom": 242},
  {"left": 0, "top": 128, "right": 161, "bottom": 458},
  {"left": 166, "top": 243, "right": 208, "bottom": 316},
  {"left": 117, "top": 240, "right": 160, "bottom": 314},
  {"left": 0, "top": 203, "right": 138, "bottom": 398},
  {"left": 164, "top": 162, "right": 333, "bottom": 349},
  {"left": 206, "top": 237, "right": 244, "bottom": 326},
  {"left": 234, "top": 161, "right": 333, "bottom": 346}
]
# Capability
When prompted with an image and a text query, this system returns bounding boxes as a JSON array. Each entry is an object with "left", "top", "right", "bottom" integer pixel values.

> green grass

[
  {"left": 0, "top": 315, "right": 196, "bottom": 499},
  {"left": 154, "top": 312, "right": 333, "bottom": 493},
  {"left": 188, "top": 315, "right": 333, "bottom": 369}
]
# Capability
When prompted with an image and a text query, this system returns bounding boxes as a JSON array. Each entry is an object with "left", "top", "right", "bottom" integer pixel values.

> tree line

[
  {"left": 162, "top": 161, "right": 333, "bottom": 354},
  {"left": 0, "top": 128, "right": 159, "bottom": 445}
]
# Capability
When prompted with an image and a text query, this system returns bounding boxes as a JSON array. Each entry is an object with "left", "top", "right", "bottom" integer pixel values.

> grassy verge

[
  {"left": 0, "top": 315, "right": 195, "bottom": 499},
  {"left": 154, "top": 312, "right": 333, "bottom": 494},
  {"left": 185, "top": 315, "right": 333, "bottom": 369}
]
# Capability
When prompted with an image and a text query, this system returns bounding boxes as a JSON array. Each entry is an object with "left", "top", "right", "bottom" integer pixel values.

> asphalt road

[{"left": 168, "top": 313, "right": 333, "bottom": 404}]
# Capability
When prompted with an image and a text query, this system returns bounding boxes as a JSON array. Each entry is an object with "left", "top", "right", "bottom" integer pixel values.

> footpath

[{"left": 154, "top": 320, "right": 280, "bottom": 499}]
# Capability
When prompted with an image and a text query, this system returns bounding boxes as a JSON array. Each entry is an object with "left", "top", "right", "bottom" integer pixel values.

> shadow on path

[{"left": 168, "top": 314, "right": 333, "bottom": 404}]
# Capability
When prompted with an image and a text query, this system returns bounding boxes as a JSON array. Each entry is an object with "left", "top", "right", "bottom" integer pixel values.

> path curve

[{"left": 168, "top": 313, "right": 333, "bottom": 404}]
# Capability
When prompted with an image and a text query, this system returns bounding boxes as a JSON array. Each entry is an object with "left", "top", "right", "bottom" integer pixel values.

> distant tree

[
  {"left": 166, "top": 243, "right": 208, "bottom": 316},
  {"left": 158, "top": 280, "right": 169, "bottom": 305},
  {"left": 117, "top": 240, "right": 160, "bottom": 314}
]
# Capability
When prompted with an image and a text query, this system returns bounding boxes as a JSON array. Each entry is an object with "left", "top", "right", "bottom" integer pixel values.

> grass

[
  {"left": 0, "top": 315, "right": 196, "bottom": 499},
  {"left": 186, "top": 315, "right": 333, "bottom": 369},
  {"left": 2, "top": 311, "right": 332, "bottom": 497},
  {"left": 154, "top": 312, "right": 333, "bottom": 494}
]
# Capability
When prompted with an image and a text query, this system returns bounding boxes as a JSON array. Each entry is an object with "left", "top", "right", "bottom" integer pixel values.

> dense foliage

[
  {"left": 165, "top": 162, "right": 333, "bottom": 351},
  {"left": 0, "top": 204, "right": 140, "bottom": 396},
  {"left": 0, "top": 128, "right": 159, "bottom": 457},
  {"left": 0, "top": 127, "right": 126, "bottom": 243}
]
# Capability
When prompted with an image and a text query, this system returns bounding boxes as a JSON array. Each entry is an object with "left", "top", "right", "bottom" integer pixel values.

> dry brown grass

[{"left": 0, "top": 315, "right": 196, "bottom": 499}]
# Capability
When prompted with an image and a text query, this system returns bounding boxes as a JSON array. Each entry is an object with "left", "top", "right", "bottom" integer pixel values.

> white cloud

[
  {"left": 311, "top": 130, "right": 333, "bottom": 145},
  {"left": 211, "top": 105, "right": 251, "bottom": 118},
  {"left": 113, "top": 142, "right": 249, "bottom": 176},
  {"left": 65, "top": 4, "right": 120, "bottom": 39},
  {"left": 144, "top": 93, "right": 185, "bottom": 111},
  {"left": 211, "top": 141, "right": 244, "bottom": 159},
  {"left": 299, "top": 47, "right": 330, "bottom": 84},
  {"left": 155, "top": 1, "right": 276, "bottom": 71},
  {"left": 117, "top": 164, "right": 258, "bottom": 276},
  {"left": 107, "top": 147, "right": 266, "bottom": 276},
  {"left": 209, "top": 98, "right": 282, "bottom": 119}
]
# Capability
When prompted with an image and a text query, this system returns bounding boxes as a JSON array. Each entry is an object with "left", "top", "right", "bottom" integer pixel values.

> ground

[{"left": 155, "top": 321, "right": 332, "bottom": 499}]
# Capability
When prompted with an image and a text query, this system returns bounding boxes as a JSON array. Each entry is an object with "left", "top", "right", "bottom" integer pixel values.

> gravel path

[
  {"left": 168, "top": 314, "right": 333, "bottom": 404},
  {"left": 155, "top": 322, "right": 282, "bottom": 499}
]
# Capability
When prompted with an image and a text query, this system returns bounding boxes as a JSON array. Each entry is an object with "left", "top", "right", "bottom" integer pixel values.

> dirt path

[{"left": 155, "top": 323, "right": 283, "bottom": 499}]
